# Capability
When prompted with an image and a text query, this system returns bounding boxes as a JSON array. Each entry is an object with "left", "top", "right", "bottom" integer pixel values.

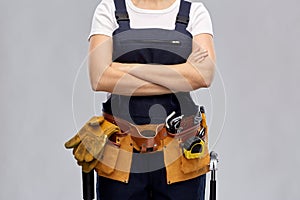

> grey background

[{"left": 0, "top": 0, "right": 299, "bottom": 199}]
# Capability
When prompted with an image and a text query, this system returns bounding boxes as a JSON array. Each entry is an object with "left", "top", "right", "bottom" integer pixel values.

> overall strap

[
  {"left": 113, "top": 0, "right": 130, "bottom": 35},
  {"left": 175, "top": 0, "right": 192, "bottom": 37}
]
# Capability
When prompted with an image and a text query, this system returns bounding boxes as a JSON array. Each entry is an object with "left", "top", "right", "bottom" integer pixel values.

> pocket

[
  {"left": 96, "top": 143, "right": 120, "bottom": 175},
  {"left": 121, "top": 39, "right": 182, "bottom": 46},
  {"left": 180, "top": 143, "right": 210, "bottom": 174}
]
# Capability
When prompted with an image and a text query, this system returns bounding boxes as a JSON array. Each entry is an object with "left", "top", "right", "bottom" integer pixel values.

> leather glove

[{"left": 65, "top": 116, "right": 120, "bottom": 172}]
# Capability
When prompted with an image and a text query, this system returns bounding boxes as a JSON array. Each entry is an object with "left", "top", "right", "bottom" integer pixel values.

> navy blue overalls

[{"left": 98, "top": 0, "right": 206, "bottom": 199}]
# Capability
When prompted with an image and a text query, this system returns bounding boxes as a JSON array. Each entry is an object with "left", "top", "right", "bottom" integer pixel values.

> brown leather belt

[{"left": 103, "top": 112, "right": 201, "bottom": 153}]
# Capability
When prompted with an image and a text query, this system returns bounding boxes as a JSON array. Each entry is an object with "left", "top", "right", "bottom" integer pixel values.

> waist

[
  {"left": 103, "top": 112, "right": 201, "bottom": 153},
  {"left": 102, "top": 92, "right": 198, "bottom": 125}
]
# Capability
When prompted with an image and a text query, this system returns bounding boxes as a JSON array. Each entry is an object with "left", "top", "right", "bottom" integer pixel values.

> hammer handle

[{"left": 82, "top": 171, "right": 94, "bottom": 200}]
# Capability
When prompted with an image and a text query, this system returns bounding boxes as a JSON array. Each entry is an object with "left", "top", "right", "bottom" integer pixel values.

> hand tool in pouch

[
  {"left": 182, "top": 106, "right": 206, "bottom": 159},
  {"left": 165, "top": 111, "right": 184, "bottom": 133}
]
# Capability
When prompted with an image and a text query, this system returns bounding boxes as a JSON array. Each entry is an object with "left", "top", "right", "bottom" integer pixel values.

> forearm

[
  {"left": 113, "top": 34, "right": 216, "bottom": 91},
  {"left": 91, "top": 64, "right": 172, "bottom": 96},
  {"left": 88, "top": 34, "right": 215, "bottom": 94},
  {"left": 112, "top": 58, "right": 215, "bottom": 92},
  {"left": 89, "top": 35, "right": 171, "bottom": 96}
]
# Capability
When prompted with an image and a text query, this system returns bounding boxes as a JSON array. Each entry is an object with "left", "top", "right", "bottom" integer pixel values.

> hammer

[{"left": 209, "top": 151, "right": 219, "bottom": 200}]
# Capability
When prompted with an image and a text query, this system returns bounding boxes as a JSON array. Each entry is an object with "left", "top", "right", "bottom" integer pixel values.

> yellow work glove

[{"left": 65, "top": 116, "right": 120, "bottom": 172}]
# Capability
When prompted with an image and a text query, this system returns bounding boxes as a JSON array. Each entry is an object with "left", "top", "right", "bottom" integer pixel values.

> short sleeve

[
  {"left": 187, "top": 2, "right": 213, "bottom": 37},
  {"left": 88, "top": 0, "right": 118, "bottom": 40}
]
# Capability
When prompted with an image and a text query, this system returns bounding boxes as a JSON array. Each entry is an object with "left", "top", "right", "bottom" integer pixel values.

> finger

[
  {"left": 196, "top": 57, "right": 206, "bottom": 64},
  {"left": 194, "top": 49, "right": 208, "bottom": 57},
  {"left": 93, "top": 139, "right": 107, "bottom": 160},
  {"left": 88, "top": 116, "right": 105, "bottom": 127},
  {"left": 104, "top": 126, "right": 120, "bottom": 136},
  {"left": 199, "top": 49, "right": 208, "bottom": 55},
  {"left": 88, "top": 159, "right": 99, "bottom": 171},
  {"left": 82, "top": 165, "right": 91, "bottom": 173},
  {"left": 78, "top": 161, "right": 90, "bottom": 173},
  {"left": 72, "top": 145, "right": 78, "bottom": 155},
  {"left": 84, "top": 151, "right": 94, "bottom": 163},
  {"left": 80, "top": 159, "right": 98, "bottom": 173},
  {"left": 190, "top": 50, "right": 207, "bottom": 61},
  {"left": 64, "top": 135, "right": 81, "bottom": 149},
  {"left": 74, "top": 143, "right": 87, "bottom": 162},
  {"left": 193, "top": 52, "right": 209, "bottom": 61},
  {"left": 82, "top": 137, "right": 99, "bottom": 162},
  {"left": 101, "top": 120, "right": 120, "bottom": 136}
]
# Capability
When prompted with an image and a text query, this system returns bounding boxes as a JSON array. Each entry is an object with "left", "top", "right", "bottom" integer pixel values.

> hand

[
  {"left": 65, "top": 116, "right": 120, "bottom": 172},
  {"left": 187, "top": 47, "right": 209, "bottom": 67},
  {"left": 186, "top": 47, "right": 215, "bottom": 87}
]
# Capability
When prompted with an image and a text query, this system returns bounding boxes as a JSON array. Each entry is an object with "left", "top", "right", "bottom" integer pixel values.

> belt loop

[{"left": 141, "top": 144, "right": 147, "bottom": 153}]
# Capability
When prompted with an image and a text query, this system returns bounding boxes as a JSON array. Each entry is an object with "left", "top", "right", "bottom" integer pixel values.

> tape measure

[
  {"left": 182, "top": 136, "right": 205, "bottom": 159},
  {"left": 182, "top": 106, "right": 207, "bottom": 159}
]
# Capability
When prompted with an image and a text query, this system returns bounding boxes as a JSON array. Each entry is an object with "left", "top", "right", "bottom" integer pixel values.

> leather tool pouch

[
  {"left": 95, "top": 133, "right": 133, "bottom": 183},
  {"left": 163, "top": 115, "right": 210, "bottom": 184},
  {"left": 180, "top": 126, "right": 209, "bottom": 174},
  {"left": 96, "top": 142, "right": 120, "bottom": 175},
  {"left": 97, "top": 112, "right": 210, "bottom": 184}
]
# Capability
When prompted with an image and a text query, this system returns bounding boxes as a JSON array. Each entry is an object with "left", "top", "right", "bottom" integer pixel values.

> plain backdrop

[{"left": 1, "top": 0, "right": 299, "bottom": 199}]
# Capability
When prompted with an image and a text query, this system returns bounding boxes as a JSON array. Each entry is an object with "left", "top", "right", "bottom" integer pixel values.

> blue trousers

[{"left": 97, "top": 168, "right": 206, "bottom": 200}]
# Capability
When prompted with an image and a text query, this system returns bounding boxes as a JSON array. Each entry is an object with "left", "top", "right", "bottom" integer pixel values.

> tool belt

[
  {"left": 94, "top": 112, "right": 210, "bottom": 184},
  {"left": 103, "top": 112, "right": 201, "bottom": 152}
]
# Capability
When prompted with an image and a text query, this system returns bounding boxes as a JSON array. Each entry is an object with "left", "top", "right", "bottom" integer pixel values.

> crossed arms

[{"left": 88, "top": 33, "right": 216, "bottom": 96}]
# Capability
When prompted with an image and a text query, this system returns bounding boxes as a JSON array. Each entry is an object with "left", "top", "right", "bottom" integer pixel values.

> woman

[{"left": 88, "top": 0, "right": 216, "bottom": 199}]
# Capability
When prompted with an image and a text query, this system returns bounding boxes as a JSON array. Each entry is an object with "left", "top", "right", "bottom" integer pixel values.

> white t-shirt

[{"left": 88, "top": 0, "right": 213, "bottom": 39}]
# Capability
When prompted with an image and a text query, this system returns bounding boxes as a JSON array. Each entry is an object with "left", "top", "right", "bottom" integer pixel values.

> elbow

[
  {"left": 91, "top": 82, "right": 99, "bottom": 91},
  {"left": 189, "top": 59, "right": 216, "bottom": 90},
  {"left": 193, "top": 71, "right": 215, "bottom": 89},
  {"left": 200, "top": 62, "right": 216, "bottom": 88},
  {"left": 191, "top": 78, "right": 211, "bottom": 90},
  {"left": 90, "top": 75, "right": 110, "bottom": 92},
  {"left": 89, "top": 65, "right": 107, "bottom": 91},
  {"left": 202, "top": 75, "right": 214, "bottom": 88},
  {"left": 90, "top": 77, "right": 102, "bottom": 91},
  {"left": 91, "top": 81, "right": 99, "bottom": 91},
  {"left": 200, "top": 82, "right": 211, "bottom": 89}
]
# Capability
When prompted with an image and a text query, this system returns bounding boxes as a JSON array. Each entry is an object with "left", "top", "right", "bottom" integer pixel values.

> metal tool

[
  {"left": 165, "top": 111, "right": 184, "bottom": 133},
  {"left": 181, "top": 105, "right": 207, "bottom": 159},
  {"left": 198, "top": 127, "right": 206, "bottom": 138},
  {"left": 209, "top": 151, "right": 218, "bottom": 200},
  {"left": 194, "top": 107, "right": 203, "bottom": 125}
]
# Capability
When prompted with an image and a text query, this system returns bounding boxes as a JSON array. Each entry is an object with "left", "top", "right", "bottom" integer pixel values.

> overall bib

[{"left": 96, "top": 0, "right": 209, "bottom": 199}]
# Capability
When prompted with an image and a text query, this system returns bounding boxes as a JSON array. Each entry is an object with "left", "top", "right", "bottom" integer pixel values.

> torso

[{"left": 103, "top": 0, "right": 198, "bottom": 125}]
